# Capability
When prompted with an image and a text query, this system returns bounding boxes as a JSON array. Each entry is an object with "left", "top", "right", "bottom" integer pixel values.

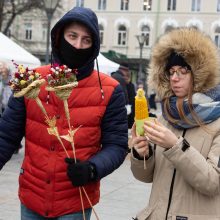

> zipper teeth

[
  {"left": 165, "top": 129, "right": 187, "bottom": 220},
  {"left": 165, "top": 169, "right": 176, "bottom": 220}
]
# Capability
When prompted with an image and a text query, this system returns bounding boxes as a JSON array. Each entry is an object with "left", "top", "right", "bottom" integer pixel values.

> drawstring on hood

[{"left": 95, "top": 58, "right": 104, "bottom": 99}]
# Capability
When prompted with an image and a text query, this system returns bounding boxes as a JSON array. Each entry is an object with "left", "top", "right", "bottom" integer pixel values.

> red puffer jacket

[{"left": 19, "top": 65, "right": 118, "bottom": 217}]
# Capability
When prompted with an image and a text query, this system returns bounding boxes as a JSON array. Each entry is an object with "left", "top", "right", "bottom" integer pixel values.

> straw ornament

[{"left": 45, "top": 64, "right": 99, "bottom": 220}]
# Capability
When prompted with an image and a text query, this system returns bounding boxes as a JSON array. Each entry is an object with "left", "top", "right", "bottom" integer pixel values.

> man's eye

[
  {"left": 84, "top": 38, "right": 92, "bottom": 44},
  {"left": 69, "top": 34, "right": 77, "bottom": 39}
]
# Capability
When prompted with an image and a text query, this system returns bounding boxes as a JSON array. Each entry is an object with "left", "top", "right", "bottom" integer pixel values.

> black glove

[{"left": 65, "top": 158, "right": 97, "bottom": 187}]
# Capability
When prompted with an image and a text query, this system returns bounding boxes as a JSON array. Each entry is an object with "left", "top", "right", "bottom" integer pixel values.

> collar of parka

[{"left": 147, "top": 27, "right": 220, "bottom": 100}]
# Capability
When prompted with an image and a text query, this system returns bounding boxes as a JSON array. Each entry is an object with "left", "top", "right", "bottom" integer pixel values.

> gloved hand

[{"left": 65, "top": 158, "right": 97, "bottom": 187}]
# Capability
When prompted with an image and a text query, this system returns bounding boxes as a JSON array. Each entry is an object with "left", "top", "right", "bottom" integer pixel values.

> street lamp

[
  {"left": 43, "top": 0, "right": 59, "bottom": 64},
  {"left": 136, "top": 34, "right": 148, "bottom": 87}
]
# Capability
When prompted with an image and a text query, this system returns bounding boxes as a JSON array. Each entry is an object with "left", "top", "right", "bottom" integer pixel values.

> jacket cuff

[{"left": 131, "top": 144, "right": 153, "bottom": 160}]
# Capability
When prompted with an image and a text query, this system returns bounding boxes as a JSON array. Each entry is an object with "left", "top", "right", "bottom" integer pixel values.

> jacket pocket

[{"left": 171, "top": 214, "right": 220, "bottom": 220}]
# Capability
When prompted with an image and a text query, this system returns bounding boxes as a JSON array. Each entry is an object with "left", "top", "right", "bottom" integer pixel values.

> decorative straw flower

[{"left": 9, "top": 63, "right": 45, "bottom": 99}]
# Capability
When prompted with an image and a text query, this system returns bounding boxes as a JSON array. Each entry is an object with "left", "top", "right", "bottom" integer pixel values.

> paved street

[{"left": 0, "top": 149, "right": 152, "bottom": 220}]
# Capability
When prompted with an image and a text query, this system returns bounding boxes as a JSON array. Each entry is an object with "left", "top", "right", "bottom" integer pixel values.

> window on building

[
  {"left": 191, "top": 0, "right": 201, "bottom": 12},
  {"left": 99, "top": 24, "right": 104, "bottom": 45},
  {"left": 24, "top": 23, "right": 32, "bottom": 40},
  {"left": 141, "top": 25, "right": 150, "bottom": 46},
  {"left": 167, "top": 0, "right": 176, "bottom": 11},
  {"left": 42, "top": 23, "right": 47, "bottom": 41},
  {"left": 214, "top": 26, "right": 220, "bottom": 48},
  {"left": 190, "top": 25, "right": 199, "bottom": 30},
  {"left": 76, "top": 0, "right": 84, "bottom": 7},
  {"left": 98, "top": 0, "right": 106, "bottom": 10},
  {"left": 117, "top": 25, "right": 127, "bottom": 45},
  {"left": 217, "top": 0, "right": 220, "bottom": 12},
  {"left": 120, "top": 0, "right": 129, "bottom": 10},
  {"left": 164, "top": 25, "right": 175, "bottom": 32},
  {"left": 143, "top": 0, "right": 152, "bottom": 11}
]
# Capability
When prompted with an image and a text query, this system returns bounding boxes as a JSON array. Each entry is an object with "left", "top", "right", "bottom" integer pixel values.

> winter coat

[
  {"left": 131, "top": 28, "right": 220, "bottom": 220},
  {"left": 131, "top": 116, "right": 220, "bottom": 220},
  {"left": 0, "top": 7, "right": 128, "bottom": 217}
]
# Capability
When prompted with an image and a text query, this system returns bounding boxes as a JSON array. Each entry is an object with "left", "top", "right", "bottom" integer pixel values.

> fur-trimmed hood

[{"left": 147, "top": 28, "right": 220, "bottom": 99}]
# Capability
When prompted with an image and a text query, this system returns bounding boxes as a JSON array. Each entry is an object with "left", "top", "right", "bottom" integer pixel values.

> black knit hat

[{"left": 165, "top": 52, "right": 191, "bottom": 70}]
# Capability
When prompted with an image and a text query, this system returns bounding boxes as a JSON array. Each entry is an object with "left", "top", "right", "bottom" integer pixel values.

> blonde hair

[{"left": 163, "top": 72, "right": 205, "bottom": 128}]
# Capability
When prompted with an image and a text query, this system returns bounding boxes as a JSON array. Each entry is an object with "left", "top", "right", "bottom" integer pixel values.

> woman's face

[{"left": 168, "top": 65, "right": 192, "bottom": 98}]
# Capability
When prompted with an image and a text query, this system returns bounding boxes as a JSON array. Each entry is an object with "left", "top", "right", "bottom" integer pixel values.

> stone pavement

[{"left": 0, "top": 149, "right": 152, "bottom": 220}]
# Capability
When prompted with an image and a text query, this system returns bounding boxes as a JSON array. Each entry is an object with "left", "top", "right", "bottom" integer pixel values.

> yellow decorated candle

[{"left": 135, "top": 88, "right": 149, "bottom": 136}]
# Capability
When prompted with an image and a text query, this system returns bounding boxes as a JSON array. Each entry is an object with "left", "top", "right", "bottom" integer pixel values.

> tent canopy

[
  {"left": 0, "top": 32, "right": 41, "bottom": 69},
  {"left": 95, "top": 53, "right": 119, "bottom": 75}
]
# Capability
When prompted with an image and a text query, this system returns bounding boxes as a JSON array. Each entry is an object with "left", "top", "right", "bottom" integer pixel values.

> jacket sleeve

[
  {"left": 89, "top": 84, "right": 128, "bottom": 179},
  {"left": 163, "top": 135, "right": 220, "bottom": 196},
  {"left": 0, "top": 95, "right": 26, "bottom": 170},
  {"left": 130, "top": 148, "right": 155, "bottom": 183}
]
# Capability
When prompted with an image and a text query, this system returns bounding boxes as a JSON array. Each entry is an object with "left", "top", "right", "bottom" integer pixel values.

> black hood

[{"left": 51, "top": 7, "right": 100, "bottom": 80}]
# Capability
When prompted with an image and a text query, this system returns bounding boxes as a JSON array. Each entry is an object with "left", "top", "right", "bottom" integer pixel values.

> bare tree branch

[{"left": 0, "top": 0, "right": 45, "bottom": 34}]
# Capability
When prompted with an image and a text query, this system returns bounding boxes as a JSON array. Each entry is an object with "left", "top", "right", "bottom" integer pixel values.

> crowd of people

[{"left": 0, "top": 6, "right": 219, "bottom": 220}]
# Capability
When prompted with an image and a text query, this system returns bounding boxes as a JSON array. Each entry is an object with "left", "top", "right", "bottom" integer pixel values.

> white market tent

[
  {"left": 0, "top": 32, "right": 41, "bottom": 69},
  {"left": 95, "top": 53, "right": 119, "bottom": 75}
]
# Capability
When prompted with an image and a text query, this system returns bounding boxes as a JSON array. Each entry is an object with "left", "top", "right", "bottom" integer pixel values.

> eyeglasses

[{"left": 166, "top": 67, "right": 190, "bottom": 79}]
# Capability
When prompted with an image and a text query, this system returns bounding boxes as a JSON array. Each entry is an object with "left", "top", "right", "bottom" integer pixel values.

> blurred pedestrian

[
  {"left": 0, "top": 61, "right": 12, "bottom": 115},
  {"left": 119, "top": 65, "right": 136, "bottom": 129},
  {"left": 148, "top": 88, "right": 157, "bottom": 110},
  {"left": 0, "top": 7, "right": 128, "bottom": 220},
  {"left": 130, "top": 27, "right": 220, "bottom": 220},
  {"left": 0, "top": 61, "right": 23, "bottom": 154},
  {"left": 111, "top": 68, "right": 129, "bottom": 105}
]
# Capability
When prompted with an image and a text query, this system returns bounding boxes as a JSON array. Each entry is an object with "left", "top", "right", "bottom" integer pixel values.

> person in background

[
  {"left": 130, "top": 27, "right": 220, "bottom": 220},
  {"left": 0, "top": 61, "right": 12, "bottom": 115},
  {"left": 0, "top": 7, "right": 128, "bottom": 220},
  {"left": 0, "top": 61, "right": 23, "bottom": 154},
  {"left": 111, "top": 67, "right": 129, "bottom": 105},
  {"left": 119, "top": 65, "right": 136, "bottom": 129},
  {"left": 148, "top": 88, "right": 157, "bottom": 111}
]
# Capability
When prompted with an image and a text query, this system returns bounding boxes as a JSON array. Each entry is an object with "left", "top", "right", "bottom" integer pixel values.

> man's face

[
  {"left": 121, "top": 69, "right": 130, "bottom": 84},
  {"left": 63, "top": 23, "right": 92, "bottom": 49}
]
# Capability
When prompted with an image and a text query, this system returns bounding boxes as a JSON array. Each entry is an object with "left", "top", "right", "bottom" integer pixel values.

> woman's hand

[
  {"left": 144, "top": 119, "right": 178, "bottom": 149},
  {"left": 131, "top": 123, "right": 149, "bottom": 158}
]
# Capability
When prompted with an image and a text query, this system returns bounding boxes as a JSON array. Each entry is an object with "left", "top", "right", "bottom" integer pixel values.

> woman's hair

[{"left": 163, "top": 72, "right": 205, "bottom": 128}]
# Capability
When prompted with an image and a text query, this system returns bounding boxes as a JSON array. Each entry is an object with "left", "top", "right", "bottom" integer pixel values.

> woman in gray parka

[{"left": 130, "top": 27, "right": 220, "bottom": 220}]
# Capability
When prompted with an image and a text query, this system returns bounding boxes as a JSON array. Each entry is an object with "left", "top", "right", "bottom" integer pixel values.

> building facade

[{"left": 3, "top": 0, "right": 220, "bottom": 76}]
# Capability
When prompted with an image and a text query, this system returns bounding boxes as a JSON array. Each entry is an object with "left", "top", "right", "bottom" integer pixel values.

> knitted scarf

[{"left": 162, "top": 85, "right": 220, "bottom": 129}]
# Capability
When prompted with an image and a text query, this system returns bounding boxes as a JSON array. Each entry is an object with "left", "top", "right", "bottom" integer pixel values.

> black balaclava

[{"left": 59, "top": 34, "right": 93, "bottom": 69}]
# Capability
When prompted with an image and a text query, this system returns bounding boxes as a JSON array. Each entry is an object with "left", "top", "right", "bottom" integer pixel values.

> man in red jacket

[{"left": 0, "top": 7, "right": 128, "bottom": 220}]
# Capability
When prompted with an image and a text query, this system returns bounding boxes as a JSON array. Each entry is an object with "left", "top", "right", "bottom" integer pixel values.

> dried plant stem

[
  {"left": 62, "top": 100, "right": 99, "bottom": 220},
  {"left": 79, "top": 187, "right": 86, "bottom": 220},
  {"left": 144, "top": 154, "right": 146, "bottom": 170},
  {"left": 56, "top": 133, "right": 70, "bottom": 158},
  {"left": 82, "top": 187, "right": 99, "bottom": 220},
  {"left": 64, "top": 99, "right": 71, "bottom": 129},
  {"left": 35, "top": 97, "right": 49, "bottom": 119}
]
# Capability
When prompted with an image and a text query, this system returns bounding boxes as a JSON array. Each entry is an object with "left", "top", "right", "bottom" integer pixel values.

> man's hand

[{"left": 65, "top": 158, "right": 97, "bottom": 187}]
